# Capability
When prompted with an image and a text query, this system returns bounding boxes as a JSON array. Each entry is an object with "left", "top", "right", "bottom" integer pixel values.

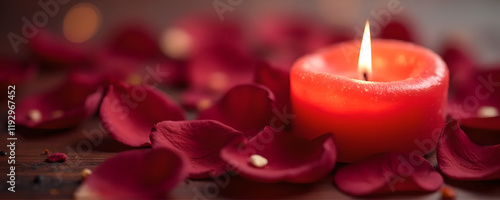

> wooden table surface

[{"left": 1, "top": 73, "right": 500, "bottom": 199}]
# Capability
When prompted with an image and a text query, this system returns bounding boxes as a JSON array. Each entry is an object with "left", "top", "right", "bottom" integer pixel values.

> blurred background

[
  {"left": 1, "top": 2, "right": 500, "bottom": 198},
  {"left": 1, "top": 0, "right": 500, "bottom": 63}
]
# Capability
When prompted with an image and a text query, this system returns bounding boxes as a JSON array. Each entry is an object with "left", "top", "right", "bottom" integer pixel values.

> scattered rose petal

[
  {"left": 150, "top": 120, "right": 244, "bottom": 178},
  {"left": 100, "top": 82, "right": 185, "bottom": 147},
  {"left": 221, "top": 127, "right": 337, "bottom": 183},
  {"left": 334, "top": 153, "right": 443, "bottom": 196},
  {"left": 455, "top": 67, "right": 500, "bottom": 109},
  {"left": 74, "top": 148, "right": 187, "bottom": 199},
  {"left": 459, "top": 116, "right": 500, "bottom": 132},
  {"left": 16, "top": 71, "right": 102, "bottom": 129},
  {"left": 29, "top": 29, "right": 89, "bottom": 67},
  {"left": 46, "top": 153, "right": 68, "bottom": 163},
  {"left": 460, "top": 118, "right": 500, "bottom": 146},
  {"left": 197, "top": 84, "right": 276, "bottom": 136},
  {"left": 446, "top": 105, "right": 500, "bottom": 146},
  {"left": 437, "top": 119, "right": 500, "bottom": 180},
  {"left": 106, "top": 24, "right": 161, "bottom": 60},
  {"left": 379, "top": 20, "right": 416, "bottom": 43},
  {"left": 446, "top": 66, "right": 500, "bottom": 120}
]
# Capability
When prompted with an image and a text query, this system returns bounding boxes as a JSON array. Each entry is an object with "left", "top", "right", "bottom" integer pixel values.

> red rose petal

[
  {"left": 16, "top": 71, "right": 102, "bottom": 129},
  {"left": 460, "top": 116, "right": 500, "bottom": 131},
  {"left": 334, "top": 153, "right": 443, "bottom": 196},
  {"left": 74, "top": 148, "right": 187, "bottom": 199},
  {"left": 150, "top": 120, "right": 244, "bottom": 178},
  {"left": 455, "top": 67, "right": 500, "bottom": 109},
  {"left": 100, "top": 82, "right": 185, "bottom": 147},
  {"left": 197, "top": 84, "right": 276, "bottom": 136},
  {"left": 254, "top": 62, "right": 291, "bottom": 112},
  {"left": 46, "top": 153, "right": 68, "bottom": 163},
  {"left": 446, "top": 66, "right": 500, "bottom": 123},
  {"left": 437, "top": 119, "right": 500, "bottom": 180},
  {"left": 459, "top": 116, "right": 500, "bottom": 146},
  {"left": 29, "top": 29, "right": 88, "bottom": 67},
  {"left": 221, "top": 127, "right": 336, "bottom": 183},
  {"left": 379, "top": 20, "right": 416, "bottom": 43}
]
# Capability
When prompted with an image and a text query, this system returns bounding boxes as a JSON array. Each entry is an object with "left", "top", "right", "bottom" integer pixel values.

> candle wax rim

[{"left": 291, "top": 39, "right": 448, "bottom": 92}]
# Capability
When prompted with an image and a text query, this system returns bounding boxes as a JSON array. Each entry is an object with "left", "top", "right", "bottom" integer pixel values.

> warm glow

[
  {"left": 358, "top": 20, "right": 372, "bottom": 81},
  {"left": 159, "top": 28, "right": 192, "bottom": 59},
  {"left": 63, "top": 3, "right": 101, "bottom": 43}
]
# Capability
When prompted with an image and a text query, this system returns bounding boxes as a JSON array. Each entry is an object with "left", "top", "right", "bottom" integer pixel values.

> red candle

[{"left": 290, "top": 21, "right": 449, "bottom": 163}]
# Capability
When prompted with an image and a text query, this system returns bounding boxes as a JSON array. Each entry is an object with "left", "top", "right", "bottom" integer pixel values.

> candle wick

[{"left": 363, "top": 72, "right": 368, "bottom": 81}]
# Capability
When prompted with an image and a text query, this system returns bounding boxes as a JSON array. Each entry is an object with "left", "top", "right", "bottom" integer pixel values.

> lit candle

[{"left": 290, "top": 21, "right": 449, "bottom": 163}]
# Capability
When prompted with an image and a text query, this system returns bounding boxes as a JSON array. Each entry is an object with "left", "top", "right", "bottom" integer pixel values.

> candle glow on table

[{"left": 290, "top": 21, "right": 449, "bottom": 163}]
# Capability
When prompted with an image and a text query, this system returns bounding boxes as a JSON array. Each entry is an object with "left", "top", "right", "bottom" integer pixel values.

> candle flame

[{"left": 358, "top": 20, "right": 372, "bottom": 81}]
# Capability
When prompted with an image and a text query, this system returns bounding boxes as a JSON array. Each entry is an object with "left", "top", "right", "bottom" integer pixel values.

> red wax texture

[{"left": 290, "top": 39, "right": 449, "bottom": 163}]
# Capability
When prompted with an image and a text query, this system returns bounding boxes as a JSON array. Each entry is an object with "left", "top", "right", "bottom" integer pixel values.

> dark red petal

[
  {"left": 46, "top": 153, "right": 68, "bottom": 163},
  {"left": 0, "top": 58, "right": 37, "bottom": 88},
  {"left": 446, "top": 67, "right": 500, "bottom": 120},
  {"left": 106, "top": 24, "right": 161, "bottom": 60},
  {"left": 437, "top": 119, "right": 500, "bottom": 180},
  {"left": 29, "top": 29, "right": 88, "bottom": 67},
  {"left": 460, "top": 116, "right": 500, "bottom": 131},
  {"left": 150, "top": 120, "right": 244, "bottom": 178},
  {"left": 100, "top": 82, "right": 185, "bottom": 147},
  {"left": 221, "top": 127, "right": 336, "bottom": 183},
  {"left": 334, "top": 153, "right": 442, "bottom": 196},
  {"left": 197, "top": 84, "right": 276, "bottom": 136},
  {"left": 459, "top": 117, "right": 500, "bottom": 146},
  {"left": 457, "top": 67, "right": 500, "bottom": 107},
  {"left": 254, "top": 62, "right": 291, "bottom": 111},
  {"left": 74, "top": 148, "right": 187, "bottom": 199},
  {"left": 379, "top": 20, "right": 416, "bottom": 43},
  {"left": 16, "top": 71, "right": 102, "bottom": 129}
]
